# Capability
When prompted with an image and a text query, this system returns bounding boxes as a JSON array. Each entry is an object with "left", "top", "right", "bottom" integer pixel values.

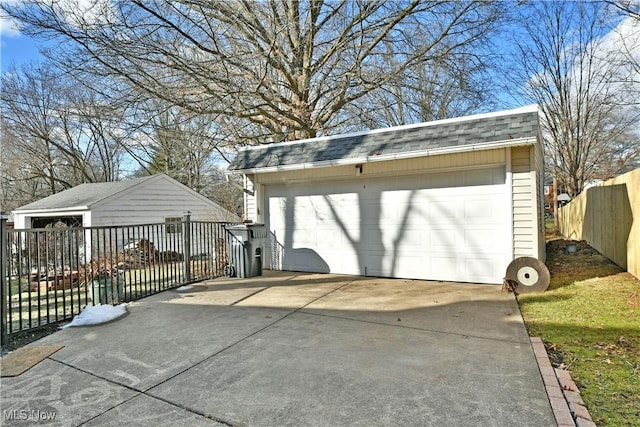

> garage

[{"left": 228, "top": 106, "right": 545, "bottom": 284}]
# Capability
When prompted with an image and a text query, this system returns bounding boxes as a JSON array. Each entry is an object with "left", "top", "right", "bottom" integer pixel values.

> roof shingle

[
  {"left": 228, "top": 106, "right": 539, "bottom": 172},
  {"left": 14, "top": 175, "right": 158, "bottom": 211}
]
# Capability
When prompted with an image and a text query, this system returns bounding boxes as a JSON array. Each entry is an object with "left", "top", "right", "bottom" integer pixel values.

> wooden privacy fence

[
  {"left": 1, "top": 218, "right": 238, "bottom": 345},
  {"left": 559, "top": 168, "right": 639, "bottom": 279}
]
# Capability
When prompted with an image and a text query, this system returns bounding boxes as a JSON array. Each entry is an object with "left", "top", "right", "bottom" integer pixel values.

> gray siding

[
  {"left": 91, "top": 176, "right": 239, "bottom": 226},
  {"left": 511, "top": 146, "right": 543, "bottom": 259},
  {"left": 244, "top": 175, "right": 257, "bottom": 221},
  {"left": 534, "top": 141, "right": 546, "bottom": 260}
]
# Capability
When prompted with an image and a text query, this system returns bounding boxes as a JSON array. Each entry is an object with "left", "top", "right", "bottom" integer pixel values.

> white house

[
  {"left": 12, "top": 174, "right": 240, "bottom": 264},
  {"left": 12, "top": 174, "right": 239, "bottom": 229},
  {"left": 227, "top": 106, "right": 545, "bottom": 284}
]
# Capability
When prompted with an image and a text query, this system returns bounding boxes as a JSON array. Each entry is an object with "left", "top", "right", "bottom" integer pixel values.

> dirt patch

[
  {"left": 543, "top": 341, "right": 565, "bottom": 366},
  {"left": 1, "top": 323, "right": 63, "bottom": 355},
  {"left": 545, "top": 239, "right": 623, "bottom": 289},
  {"left": 546, "top": 239, "right": 601, "bottom": 256}
]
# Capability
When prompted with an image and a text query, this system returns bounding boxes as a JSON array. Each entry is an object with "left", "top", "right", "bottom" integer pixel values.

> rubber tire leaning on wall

[{"left": 506, "top": 257, "right": 550, "bottom": 293}]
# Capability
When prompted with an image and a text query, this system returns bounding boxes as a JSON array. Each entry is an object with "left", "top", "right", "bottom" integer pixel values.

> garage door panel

[
  {"left": 294, "top": 228, "right": 316, "bottom": 246},
  {"left": 466, "top": 257, "right": 502, "bottom": 282},
  {"left": 431, "top": 256, "right": 457, "bottom": 277},
  {"left": 463, "top": 228, "right": 504, "bottom": 252},
  {"left": 464, "top": 199, "right": 496, "bottom": 219},
  {"left": 428, "top": 172, "right": 457, "bottom": 188},
  {"left": 316, "top": 228, "right": 340, "bottom": 247},
  {"left": 393, "top": 254, "right": 427, "bottom": 278},
  {"left": 384, "top": 203, "right": 429, "bottom": 226},
  {"left": 429, "top": 201, "right": 457, "bottom": 219},
  {"left": 429, "top": 237, "right": 459, "bottom": 253},
  {"left": 339, "top": 205, "right": 359, "bottom": 222},
  {"left": 266, "top": 167, "right": 509, "bottom": 284}
]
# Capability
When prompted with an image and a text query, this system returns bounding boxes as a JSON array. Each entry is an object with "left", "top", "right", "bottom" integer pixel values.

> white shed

[
  {"left": 12, "top": 174, "right": 240, "bottom": 229},
  {"left": 227, "top": 106, "right": 545, "bottom": 284}
]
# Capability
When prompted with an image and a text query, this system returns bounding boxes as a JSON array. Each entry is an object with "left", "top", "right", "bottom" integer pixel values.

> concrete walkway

[{"left": 1, "top": 271, "right": 556, "bottom": 426}]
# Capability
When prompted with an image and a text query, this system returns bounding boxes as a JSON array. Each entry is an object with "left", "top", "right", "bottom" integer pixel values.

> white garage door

[{"left": 265, "top": 167, "right": 510, "bottom": 284}]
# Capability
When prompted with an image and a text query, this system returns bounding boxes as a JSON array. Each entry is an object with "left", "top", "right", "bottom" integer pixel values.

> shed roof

[
  {"left": 228, "top": 105, "right": 540, "bottom": 173},
  {"left": 14, "top": 175, "right": 159, "bottom": 212}
]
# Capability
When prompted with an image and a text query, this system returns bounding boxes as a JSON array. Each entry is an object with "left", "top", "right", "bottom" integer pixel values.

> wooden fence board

[{"left": 559, "top": 168, "right": 639, "bottom": 279}]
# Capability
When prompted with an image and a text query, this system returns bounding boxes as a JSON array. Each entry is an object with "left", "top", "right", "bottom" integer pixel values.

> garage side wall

[
  {"left": 244, "top": 175, "right": 257, "bottom": 221},
  {"left": 511, "top": 145, "right": 544, "bottom": 260},
  {"left": 534, "top": 139, "right": 546, "bottom": 260}
]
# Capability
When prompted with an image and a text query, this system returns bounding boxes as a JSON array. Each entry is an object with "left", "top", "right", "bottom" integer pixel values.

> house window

[{"left": 165, "top": 217, "right": 182, "bottom": 234}]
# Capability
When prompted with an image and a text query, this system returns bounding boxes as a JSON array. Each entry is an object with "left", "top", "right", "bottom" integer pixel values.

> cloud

[
  {"left": 609, "top": 16, "right": 640, "bottom": 68},
  {"left": 0, "top": 1, "right": 23, "bottom": 38}
]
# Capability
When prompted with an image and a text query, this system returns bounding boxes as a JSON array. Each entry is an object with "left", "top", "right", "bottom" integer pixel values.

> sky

[
  {"left": 1, "top": 2, "right": 639, "bottom": 106},
  {"left": 0, "top": 1, "right": 40, "bottom": 71},
  {"left": 1, "top": 33, "right": 43, "bottom": 71}
]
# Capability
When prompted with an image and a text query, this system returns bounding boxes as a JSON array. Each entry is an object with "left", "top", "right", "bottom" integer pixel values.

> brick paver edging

[{"left": 530, "top": 337, "right": 596, "bottom": 427}]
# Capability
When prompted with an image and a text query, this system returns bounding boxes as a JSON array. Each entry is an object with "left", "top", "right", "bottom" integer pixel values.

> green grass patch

[
  {"left": 545, "top": 218, "right": 563, "bottom": 241},
  {"left": 518, "top": 240, "right": 640, "bottom": 426}
]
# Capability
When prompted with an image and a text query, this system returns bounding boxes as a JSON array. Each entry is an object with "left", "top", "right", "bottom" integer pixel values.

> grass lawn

[{"left": 518, "top": 233, "right": 640, "bottom": 426}]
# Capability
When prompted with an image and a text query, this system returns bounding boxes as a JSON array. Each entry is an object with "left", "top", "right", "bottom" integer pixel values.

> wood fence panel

[
  {"left": 559, "top": 168, "right": 639, "bottom": 279},
  {"left": 610, "top": 169, "right": 639, "bottom": 278}
]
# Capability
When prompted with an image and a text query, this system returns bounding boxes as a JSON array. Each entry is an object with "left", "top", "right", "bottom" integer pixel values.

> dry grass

[{"left": 518, "top": 236, "right": 640, "bottom": 426}]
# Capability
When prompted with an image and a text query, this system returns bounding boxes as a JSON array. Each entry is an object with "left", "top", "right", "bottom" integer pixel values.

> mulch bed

[{"left": 1, "top": 323, "right": 63, "bottom": 355}]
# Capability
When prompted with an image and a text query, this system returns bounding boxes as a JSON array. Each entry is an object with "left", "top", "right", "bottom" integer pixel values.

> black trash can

[{"left": 226, "top": 224, "right": 267, "bottom": 278}]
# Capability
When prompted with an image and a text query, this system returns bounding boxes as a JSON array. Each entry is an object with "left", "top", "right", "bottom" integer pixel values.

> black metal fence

[{"left": 1, "top": 217, "right": 237, "bottom": 342}]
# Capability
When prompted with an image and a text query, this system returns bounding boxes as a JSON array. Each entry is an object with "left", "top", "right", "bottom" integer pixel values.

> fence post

[
  {"left": 1, "top": 218, "right": 8, "bottom": 349},
  {"left": 183, "top": 212, "right": 191, "bottom": 282}
]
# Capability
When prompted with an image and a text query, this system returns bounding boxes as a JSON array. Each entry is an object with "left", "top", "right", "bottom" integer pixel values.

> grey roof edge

[
  {"left": 13, "top": 175, "right": 160, "bottom": 213},
  {"left": 13, "top": 174, "right": 241, "bottom": 221},
  {"left": 234, "top": 105, "right": 539, "bottom": 154},
  {"left": 227, "top": 136, "right": 538, "bottom": 175},
  {"left": 88, "top": 174, "right": 165, "bottom": 210},
  {"left": 11, "top": 206, "right": 90, "bottom": 214}
]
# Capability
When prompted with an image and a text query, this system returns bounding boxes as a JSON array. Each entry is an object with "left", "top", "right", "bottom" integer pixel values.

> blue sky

[
  {"left": 1, "top": 4, "right": 638, "bottom": 110},
  {"left": 1, "top": 32, "right": 44, "bottom": 70},
  {"left": 1, "top": 3, "right": 43, "bottom": 71}
]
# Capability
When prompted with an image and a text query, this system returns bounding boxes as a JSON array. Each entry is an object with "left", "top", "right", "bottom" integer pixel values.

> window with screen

[{"left": 165, "top": 217, "right": 182, "bottom": 234}]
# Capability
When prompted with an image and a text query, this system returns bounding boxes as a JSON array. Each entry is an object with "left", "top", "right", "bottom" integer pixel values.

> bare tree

[
  {"left": 608, "top": 2, "right": 640, "bottom": 91},
  {"left": 348, "top": 39, "right": 497, "bottom": 130},
  {"left": 508, "top": 1, "right": 640, "bottom": 198},
  {"left": 607, "top": 0, "right": 640, "bottom": 21},
  {"left": 132, "top": 100, "right": 227, "bottom": 193},
  {"left": 3, "top": 0, "right": 503, "bottom": 144},
  {"left": 0, "top": 62, "right": 126, "bottom": 202},
  {"left": 0, "top": 130, "right": 48, "bottom": 210}
]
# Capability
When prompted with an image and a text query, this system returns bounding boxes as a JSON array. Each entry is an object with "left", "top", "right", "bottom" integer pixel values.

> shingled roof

[
  {"left": 228, "top": 106, "right": 540, "bottom": 173},
  {"left": 14, "top": 176, "right": 159, "bottom": 212}
]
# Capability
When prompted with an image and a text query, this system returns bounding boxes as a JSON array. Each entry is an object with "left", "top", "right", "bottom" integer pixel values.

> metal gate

[{"left": 1, "top": 217, "right": 237, "bottom": 344}]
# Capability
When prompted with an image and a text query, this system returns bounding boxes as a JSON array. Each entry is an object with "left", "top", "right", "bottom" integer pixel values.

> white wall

[{"left": 91, "top": 176, "right": 239, "bottom": 226}]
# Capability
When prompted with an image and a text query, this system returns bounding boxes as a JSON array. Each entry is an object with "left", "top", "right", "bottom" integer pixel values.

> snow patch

[{"left": 60, "top": 304, "right": 128, "bottom": 329}]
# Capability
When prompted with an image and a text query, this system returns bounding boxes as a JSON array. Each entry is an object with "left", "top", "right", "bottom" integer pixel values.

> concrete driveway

[{"left": 1, "top": 271, "right": 555, "bottom": 426}]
